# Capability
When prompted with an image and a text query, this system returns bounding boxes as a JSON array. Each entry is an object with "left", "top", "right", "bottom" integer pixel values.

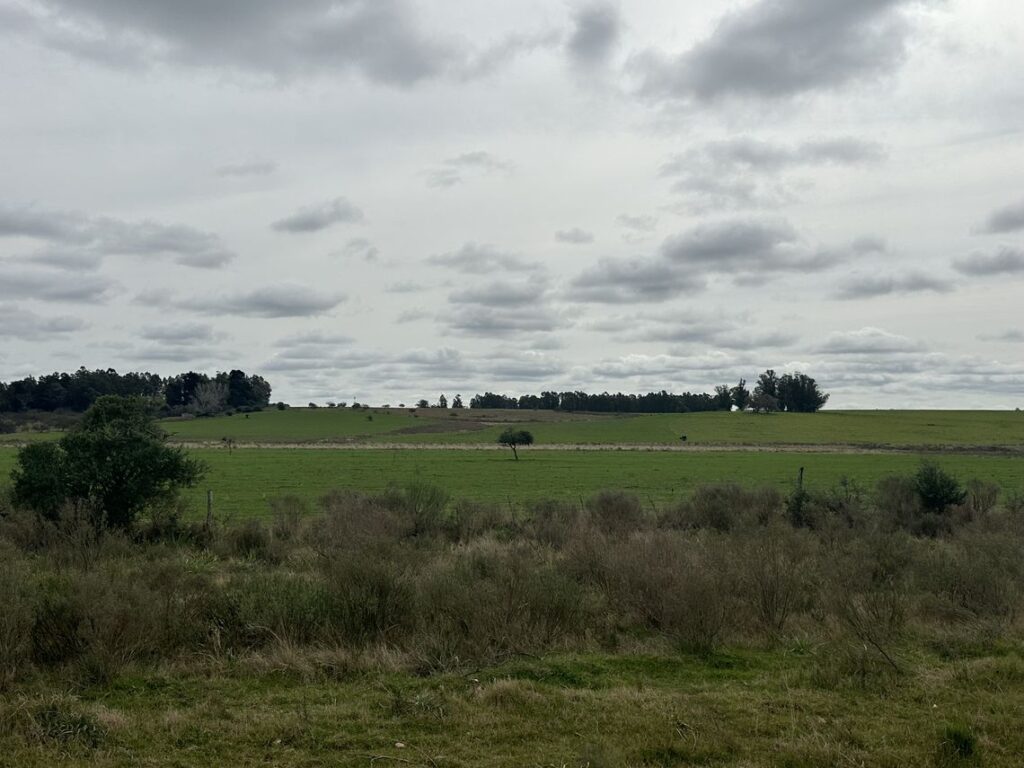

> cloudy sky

[{"left": 1, "top": 0, "right": 1023, "bottom": 408}]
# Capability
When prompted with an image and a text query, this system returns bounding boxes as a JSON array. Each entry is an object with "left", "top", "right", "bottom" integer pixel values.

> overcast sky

[{"left": 1, "top": 0, "right": 1023, "bottom": 408}]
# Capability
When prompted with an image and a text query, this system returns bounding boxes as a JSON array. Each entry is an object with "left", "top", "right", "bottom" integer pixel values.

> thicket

[
  {"left": 0, "top": 367, "right": 271, "bottom": 416},
  {"left": 0, "top": 464, "right": 1020, "bottom": 691}
]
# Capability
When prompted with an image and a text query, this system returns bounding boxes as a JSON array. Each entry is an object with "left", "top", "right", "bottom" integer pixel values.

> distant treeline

[
  {"left": 469, "top": 390, "right": 721, "bottom": 413},
  {"left": 0, "top": 367, "right": 272, "bottom": 414},
  {"left": 468, "top": 371, "right": 829, "bottom": 414}
]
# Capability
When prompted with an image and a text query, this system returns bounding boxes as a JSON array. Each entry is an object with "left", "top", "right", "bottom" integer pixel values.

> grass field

[
  {"left": 150, "top": 408, "right": 1024, "bottom": 447},
  {"left": 5, "top": 649, "right": 1023, "bottom": 767},
  {"left": 3, "top": 445, "right": 1020, "bottom": 518}
]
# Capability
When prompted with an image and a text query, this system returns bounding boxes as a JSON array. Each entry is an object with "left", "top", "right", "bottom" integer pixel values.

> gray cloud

[
  {"left": 633, "top": 0, "right": 925, "bottom": 102},
  {"left": 445, "top": 276, "right": 561, "bottom": 336},
  {"left": 140, "top": 323, "right": 218, "bottom": 345},
  {"left": 0, "top": 203, "right": 235, "bottom": 269},
  {"left": 215, "top": 160, "right": 277, "bottom": 177},
  {"left": 953, "top": 247, "right": 1024, "bottom": 277},
  {"left": 272, "top": 197, "right": 364, "bottom": 234},
  {"left": 428, "top": 242, "right": 539, "bottom": 273},
  {"left": 617, "top": 213, "right": 658, "bottom": 232},
  {"left": 596, "top": 310, "right": 798, "bottom": 350},
  {"left": 179, "top": 284, "right": 345, "bottom": 318},
  {"left": 0, "top": 266, "right": 115, "bottom": 303},
  {"left": 977, "top": 198, "right": 1024, "bottom": 235},
  {"left": 818, "top": 327, "right": 923, "bottom": 354},
  {"left": 423, "top": 151, "right": 513, "bottom": 189},
  {"left": 11, "top": 0, "right": 487, "bottom": 87},
  {"left": 555, "top": 228, "right": 595, "bottom": 245},
  {"left": 0, "top": 303, "right": 87, "bottom": 339},
  {"left": 567, "top": 2, "right": 622, "bottom": 67},
  {"left": 570, "top": 256, "right": 705, "bottom": 303},
  {"left": 334, "top": 237, "right": 379, "bottom": 262},
  {"left": 978, "top": 330, "right": 1024, "bottom": 343},
  {"left": 834, "top": 271, "right": 954, "bottom": 299},
  {"left": 662, "top": 137, "right": 886, "bottom": 210}
]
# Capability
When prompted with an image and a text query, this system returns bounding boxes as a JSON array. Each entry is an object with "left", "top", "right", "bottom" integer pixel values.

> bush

[
  {"left": 586, "top": 490, "right": 647, "bottom": 534},
  {"left": 0, "top": 543, "right": 36, "bottom": 688},
  {"left": 914, "top": 462, "right": 967, "bottom": 515},
  {"left": 664, "top": 484, "right": 781, "bottom": 532}
]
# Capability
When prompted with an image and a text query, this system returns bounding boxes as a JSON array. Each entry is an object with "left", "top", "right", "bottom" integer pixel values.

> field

[
  {"left": 1, "top": 445, "right": 1023, "bottom": 518},
  {"left": 4, "top": 408, "right": 1024, "bottom": 766},
  {"left": 146, "top": 408, "right": 1024, "bottom": 448}
]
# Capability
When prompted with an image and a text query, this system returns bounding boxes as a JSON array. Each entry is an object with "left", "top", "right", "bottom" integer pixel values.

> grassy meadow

[
  {"left": 2, "top": 446, "right": 1023, "bottom": 518},
  {"left": 151, "top": 408, "right": 1024, "bottom": 447}
]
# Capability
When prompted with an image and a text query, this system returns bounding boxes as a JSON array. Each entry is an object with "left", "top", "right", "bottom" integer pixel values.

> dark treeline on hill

[
  {"left": 0, "top": 367, "right": 271, "bottom": 415},
  {"left": 469, "top": 370, "right": 829, "bottom": 414}
]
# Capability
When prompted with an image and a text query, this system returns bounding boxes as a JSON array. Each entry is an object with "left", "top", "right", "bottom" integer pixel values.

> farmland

[{"left": 152, "top": 407, "right": 1024, "bottom": 448}]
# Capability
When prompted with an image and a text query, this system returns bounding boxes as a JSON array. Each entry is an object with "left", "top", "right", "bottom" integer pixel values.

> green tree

[
  {"left": 11, "top": 396, "right": 205, "bottom": 531},
  {"left": 914, "top": 461, "right": 967, "bottom": 514},
  {"left": 498, "top": 428, "right": 534, "bottom": 460},
  {"left": 730, "top": 379, "right": 751, "bottom": 411},
  {"left": 714, "top": 385, "right": 733, "bottom": 410}
]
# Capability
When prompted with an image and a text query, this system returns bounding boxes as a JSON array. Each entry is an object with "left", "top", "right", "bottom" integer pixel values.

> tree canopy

[{"left": 11, "top": 396, "right": 205, "bottom": 530}]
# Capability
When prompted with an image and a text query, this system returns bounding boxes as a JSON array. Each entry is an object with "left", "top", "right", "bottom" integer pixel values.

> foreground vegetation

[{"left": 2, "top": 467, "right": 1024, "bottom": 765}]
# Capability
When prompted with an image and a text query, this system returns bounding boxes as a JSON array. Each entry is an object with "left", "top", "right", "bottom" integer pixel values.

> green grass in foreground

[
  {"left": 4, "top": 447, "right": 1020, "bottom": 518},
  {"left": 153, "top": 408, "right": 1024, "bottom": 447},
  {"left": 4, "top": 649, "right": 1023, "bottom": 766}
]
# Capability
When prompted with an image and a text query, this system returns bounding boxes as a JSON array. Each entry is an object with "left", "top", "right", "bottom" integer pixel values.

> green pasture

[
  {"left": 5, "top": 446, "right": 1019, "bottom": 518},
  {"left": 151, "top": 408, "right": 1024, "bottom": 447}
]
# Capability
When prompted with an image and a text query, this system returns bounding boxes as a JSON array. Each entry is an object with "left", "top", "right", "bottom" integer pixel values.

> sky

[{"left": 1, "top": 0, "right": 1023, "bottom": 408}]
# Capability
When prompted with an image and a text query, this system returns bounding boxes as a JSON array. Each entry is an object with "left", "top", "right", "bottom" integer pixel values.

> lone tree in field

[
  {"left": 11, "top": 396, "right": 205, "bottom": 531},
  {"left": 498, "top": 428, "right": 534, "bottom": 460}
]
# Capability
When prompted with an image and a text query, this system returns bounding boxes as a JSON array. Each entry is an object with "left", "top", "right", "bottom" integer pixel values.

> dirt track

[{"left": 165, "top": 441, "right": 1024, "bottom": 456}]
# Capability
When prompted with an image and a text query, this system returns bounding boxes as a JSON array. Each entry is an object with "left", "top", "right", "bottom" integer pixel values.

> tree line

[
  {"left": 0, "top": 367, "right": 272, "bottom": 416},
  {"left": 467, "top": 370, "right": 829, "bottom": 414}
]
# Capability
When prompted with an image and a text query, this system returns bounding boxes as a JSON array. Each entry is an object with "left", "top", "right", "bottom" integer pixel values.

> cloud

[
  {"left": 428, "top": 243, "right": 539, "bottom": 273},
  {"left": 632, "top": 0, "right": 927, "bottom": 103},
  {"left": 0, "top": 203, "right": 235, "bottom": 269},
  {"left": 215, "top": 160, "right": 277, "bottom": 177},
  {"left": 10, "top": 0, "right": 509, "bottom": 87},
  {"left": 953, "top": 247, "right": 1024, "bottom": 277},
  {"left": 594, "top": 310, "right": 798, "bottom": 350},
  {"left": 555, "top": 228, "right": 595, "bottom": 245},
  {"left": 617, "top": 214, "right": 658, "bottom": 232},
  {"left": 0, "top": 303, "right": 87, "bottom": 339},
  {"left": 979, "top": 330, "right": 1024, "bottom": 343},
  {"left": 0, "top": 266, "right": 115, "bottom": 303},
  {"left": 566, "top": 2, "right": 622, "bottom": 67},
  {"left": 570, "top": 218, "right": 868, "bottom": 304},
  {"left": 445, "top": 276, "right": 562, "bottom": 336},
  {"left": 818, "top": 327, "right": 924, "bottom": 354},
  {"left": 333, "top": 237, "right": 379, "bottom": 262},
  {"left": 271, "top": 197, "right": 364, "bottom": 233},
  {"left": 569, "top": 256, "right": 705, "bottom": 303},
  {"left": 179, "top": 284, "right": 345, "bottom": 318},
  {"left": 140, "top": 323, "right": 218, "bottom": 345},
  {"left": 976, "top": 197, "right": 1024, "bottom": 235},
  {"left": 422, "top": 152, "right": 513, "bottom": 189},
  {"left": 834, "top": 271, "right": 954, "bottom": 299},
  {"left": 662, "top": 137, "right": 886, "bottom": 210}
]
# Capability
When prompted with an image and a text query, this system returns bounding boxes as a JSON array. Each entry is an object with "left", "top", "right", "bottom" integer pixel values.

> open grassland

[
  {"left": 4, "top": 648, "right": 1023, "bottom": 767},
  {"left": 152, "top": 408, "right": 1024, "bottom": 448},
  {"left": 3, "top": 447, "right": 1021, "bottom": 518}
]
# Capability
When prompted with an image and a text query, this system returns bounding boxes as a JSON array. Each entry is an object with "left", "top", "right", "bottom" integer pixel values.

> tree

[
  {"left": 416, "top": 399, "right": 429, "bottom": 409},
  {"left": 11, "top": 396, "right": 205, "bottom": 531},
  {"left": 498, "top": 428, "right": 534, "bottom": 460},
  {"left": 750, "top": 392, "right": 780, "bottom": 414},
  {"left": 754, "top": 370, "right": 779, "bottom": 401},
  {"left": 190, "top": 380, "right": 228, "bottom": 416},
  {"left": 914, "top": 462, "right": 967, "bottom": 514},
  {"left": 451, "top": 394, "right": 464, "bottom": 409},
  {"left": 777, "top": 373, "right": 830, "bottom": 413},
  {"left": 714, "top": 385, "right": 733, "bottom": 411},
  {"left": 438, "top": 394, "right": 448, "bottom": 409},
  {"left": 731, "top": 379, "right": 751, "bottom": 411}
]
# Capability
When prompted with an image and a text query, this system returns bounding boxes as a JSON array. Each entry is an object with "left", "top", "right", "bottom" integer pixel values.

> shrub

[
  {"left": 0, "top": 543, "right": 36, "bottom": 688},
  {"left": 586, "top": 490, "right": 647, "bottom": 534},
  {"left": 735, "top": 526, "right": 816, "bottom": 637},
  {"left": 914, "top": 462, "right": 967, "bottom": 515},
  {"left": 664, "top": 484, "right": 781, "bottom": 531}
]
